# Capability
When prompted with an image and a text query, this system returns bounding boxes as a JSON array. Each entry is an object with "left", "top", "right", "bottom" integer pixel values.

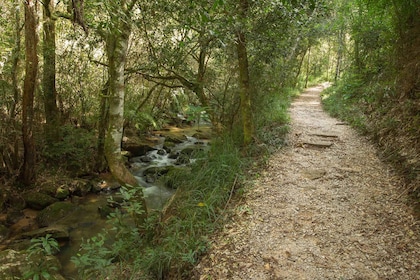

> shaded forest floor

[{"left": 193, "top": 84, "right": 420, "bottom": 279}]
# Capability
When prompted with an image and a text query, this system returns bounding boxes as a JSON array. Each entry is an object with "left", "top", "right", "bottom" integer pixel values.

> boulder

[
  {"left": 175, "top": 154, "right": 190, "bottom": 165},
  {"left": 143, "top": 166, "right": 173, "bottom": 177},
  {"left": 157, "top": 149, "right": 167, "bottom": 155},
  {"left": 19, "top": 224, "right": 70, "bottom": 241},
  {"left": 92, "top": 180, "right": 121, "bottom": 193},
  {"left": 68, "top": 179, "right": 92, "bottom": 196},
  {"left": 23, "top": 192, "right": 58, "bottom": 210},
  {"left": 163, "top": 141, "right": 176, "bottom": 151},
  {"left": 168, "top": 151, "right": 179, "bottom": 159},
  {"left": 165, "top": 135, "right": 187, "bottom": 144},
  {"left": 36, "top": 201, "right": 75, "bottom": 227},
  {"left": 122, "top": 142, "right": 155, "bottom": 157},
  {"left": 38, "top": 181, "right": 59, "bottom": 197},
  {"left": 180, "top": 147, "right": 196, "bottom": 156},
  {"left": 39, "top": 181, "right": 71, "bottom": 200}
]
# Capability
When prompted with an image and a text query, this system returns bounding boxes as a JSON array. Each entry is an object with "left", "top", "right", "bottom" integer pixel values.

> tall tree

[
  {"left": 236, "top": 0, "right": 254, "bottom": 146},
  {"left": 21, "top": 0, "right": 38, "bottom": 185},
  {"left": 103, "top": 0, "right": 140, "bottom": 187},
  {"left": 42, "top": 0, "right": 60, "bottom": 143}
]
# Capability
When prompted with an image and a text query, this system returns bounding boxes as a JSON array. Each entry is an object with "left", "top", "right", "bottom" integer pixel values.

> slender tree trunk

[
  {"left": 10, "top": 1, "right": 21, "bottom": 121},
  {"left": 305, "top": 46, "right": 311, "bottom": 88},
  {"left": 96, "top": 80, "right": 110, "bottom": 172},
  {"left": 294, "top": 50, "right": 307, "bottom": 87},
  {"left": 335, "top": 27, "right": 344, "bottom": 82},
  {"left": 11, "top": 0, "right": 22, "bottom": 170},
  {"left": 21, "top": 0, "right": 38, "bottom": 185},
  {"left": 195, "top": 33, "right": 209, "bottom": 109},
  {"left": 42, "top": 0, "right": 60, "bottom": 143},
  {"left": 236, "top": 0, "right": 254, "bottom": 146}
]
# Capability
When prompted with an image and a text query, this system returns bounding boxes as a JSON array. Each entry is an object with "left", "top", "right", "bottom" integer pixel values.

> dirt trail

[{"left": 194, "top": 84, "right": 420, "bottom": 280}]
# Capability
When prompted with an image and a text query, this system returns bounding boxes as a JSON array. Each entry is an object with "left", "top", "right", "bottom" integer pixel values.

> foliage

[
  {"left": 71, "top": 233, "right": 114, "bottom": 279},
  {"left": 23, "top": 234, "right": 60, "bottom": 280},
  {"left": 71, "top": 134, "right": 244, "bottom": 279},
  {"left": 71, "top": 184, "right": 147, "bottom": 279},
  {"left": 321, "top": 77, "right": 368, "bottom": 132},
  {"left": 41, "top": 125, "right": 96, "bottom": 172},
  {"left": 322, "top": 0, "right": 420, "bottom": 197},
  {"left": 186, "top": 105, "right": 209, "bottom": 130},
  {"left": 138, "top": 135, "right": 244, "bottom": 279}
]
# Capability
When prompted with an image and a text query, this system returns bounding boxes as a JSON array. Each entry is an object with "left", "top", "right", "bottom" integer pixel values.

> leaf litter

[{"left": 193, "top": 84, "right": 419, "bottom": 280}]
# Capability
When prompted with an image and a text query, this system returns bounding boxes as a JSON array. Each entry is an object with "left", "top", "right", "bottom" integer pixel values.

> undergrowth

[
  {"left": 71, "top": 85, "right": 293, "bottom": 279},
  {"left": 71, "top": 136, "right": 246, "bottom": 280},
  {"left": 322, "top": 75, "right": 419, "bottom": 206}
]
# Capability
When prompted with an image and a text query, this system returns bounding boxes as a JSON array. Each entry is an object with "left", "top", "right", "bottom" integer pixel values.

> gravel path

[{"left": 194, "top": 84, "right": 420, "bottom": 280}]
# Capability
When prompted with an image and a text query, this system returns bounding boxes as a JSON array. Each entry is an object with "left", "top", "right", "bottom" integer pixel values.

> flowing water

[{"left": 58, "top": 134, "right": 209, "bottom": 278}]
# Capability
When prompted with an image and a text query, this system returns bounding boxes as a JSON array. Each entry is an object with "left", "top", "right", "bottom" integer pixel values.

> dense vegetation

[
  {"left": 322, "top": 0, "right": 420, "bottom": 201},
  {"left": 0, "top": 0, "right": 418, "bottom": 279}
]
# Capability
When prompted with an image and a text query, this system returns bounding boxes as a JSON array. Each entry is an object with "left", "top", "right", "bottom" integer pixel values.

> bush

[{"left": 41, "top": 125, "right": 95, "bottom": 172}]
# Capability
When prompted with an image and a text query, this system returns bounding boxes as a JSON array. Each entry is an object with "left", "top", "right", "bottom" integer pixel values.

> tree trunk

[
  {"left": 10, "top": 0, "right": 22, "bottom": 170},
  {"left": 335, "top": 27, "right": 344, "bottom": 82},
  {"left": 305, "top": 46, "right": 311, "bottom": 88},
  {"left": 195, "top": 32, "right": 210, "bottom": 109},
  {"left": 21, "top": 0, "right": 38, "bottom": 185},
  {"left": 103, "top": 2, "right": 146, "bottom": 217},
  {"left": 104, "top": 4, "right": 148, "bottom": 218},
  {"left": 236, "top": 0, "right": 254, "bottom": 146},
  {"left": 42, "top": 0, "right": 60, "bottom": 143},
  {"left": 105, "top": 28, "right": 138, "bottom": 186},
  {"left": 96, "top": 80, "right": 110, "bottom": 172}
]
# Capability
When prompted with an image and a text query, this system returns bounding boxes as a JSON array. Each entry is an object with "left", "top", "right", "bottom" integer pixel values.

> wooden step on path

[
  {"left": 309, "top": 132, "right": 339, "bottom": 138},
  {"left": 301, "top": 140, "right": 334, "bottom": 148}
]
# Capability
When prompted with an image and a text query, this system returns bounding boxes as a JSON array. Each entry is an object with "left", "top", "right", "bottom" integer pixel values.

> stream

[
  {"left": 57, "top": 132, "right": 209, "bottom": 278},
  {"left": 0, "top": 128, "right": 209, "bottom": 279}
]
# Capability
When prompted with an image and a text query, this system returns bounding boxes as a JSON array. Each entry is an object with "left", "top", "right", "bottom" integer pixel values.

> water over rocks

[{"left": 0, "top": 125, "right": 213, "bottom": 279}]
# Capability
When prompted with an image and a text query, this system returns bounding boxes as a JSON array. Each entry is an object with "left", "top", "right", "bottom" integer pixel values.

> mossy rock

[
  {"left": 0, "top": 249, "right": 65, "bottom": 280},
  {"left": 122, "top": 141, "right": 155, "bottom": 157},
  {"left": 68, "top": 179, "right": 92, "bottom": 196},
  {"left": 36, "top": 202, "right": 75, "bottom": 227},
  {"left": 39, "top": 181, "right": 59, "bottom": 196},
  {"left": 143, "top": 166, "right": 175, "bottom": 184},
  {"left": 55, "top": 186, "right": 70, "bottom": 200},
  {"left": 175, "top": 154, "right": 191, "bottom": 165},
  {"left": 192, "top": 131, "right": 213, "bottom": 139},
  {"left": 180, "top": 147, "right": 196, "bottom": 156},
  {"left": 165, "top": 135, "right": 187, "bottom": 144},
  {"left": 23, "top": 192, "right": 58, "bottom": 210},
  {"left": 39, "top": 182, "right": 70, "bottom": 200},
  {"left": 19, "top": 224, "right": 70, "bottom": 241},
  {"left": 143, "top": 166, "right": 174, "bottom": 177}
]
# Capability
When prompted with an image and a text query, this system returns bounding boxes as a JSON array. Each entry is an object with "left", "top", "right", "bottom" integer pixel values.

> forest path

[{"left": 194, "top": 84, "right": 420, "bottom": 279}]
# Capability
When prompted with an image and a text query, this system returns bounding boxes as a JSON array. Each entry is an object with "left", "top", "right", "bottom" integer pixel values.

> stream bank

[{"left": 0, "top": 125, "right": 213, "bottom": 279}]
